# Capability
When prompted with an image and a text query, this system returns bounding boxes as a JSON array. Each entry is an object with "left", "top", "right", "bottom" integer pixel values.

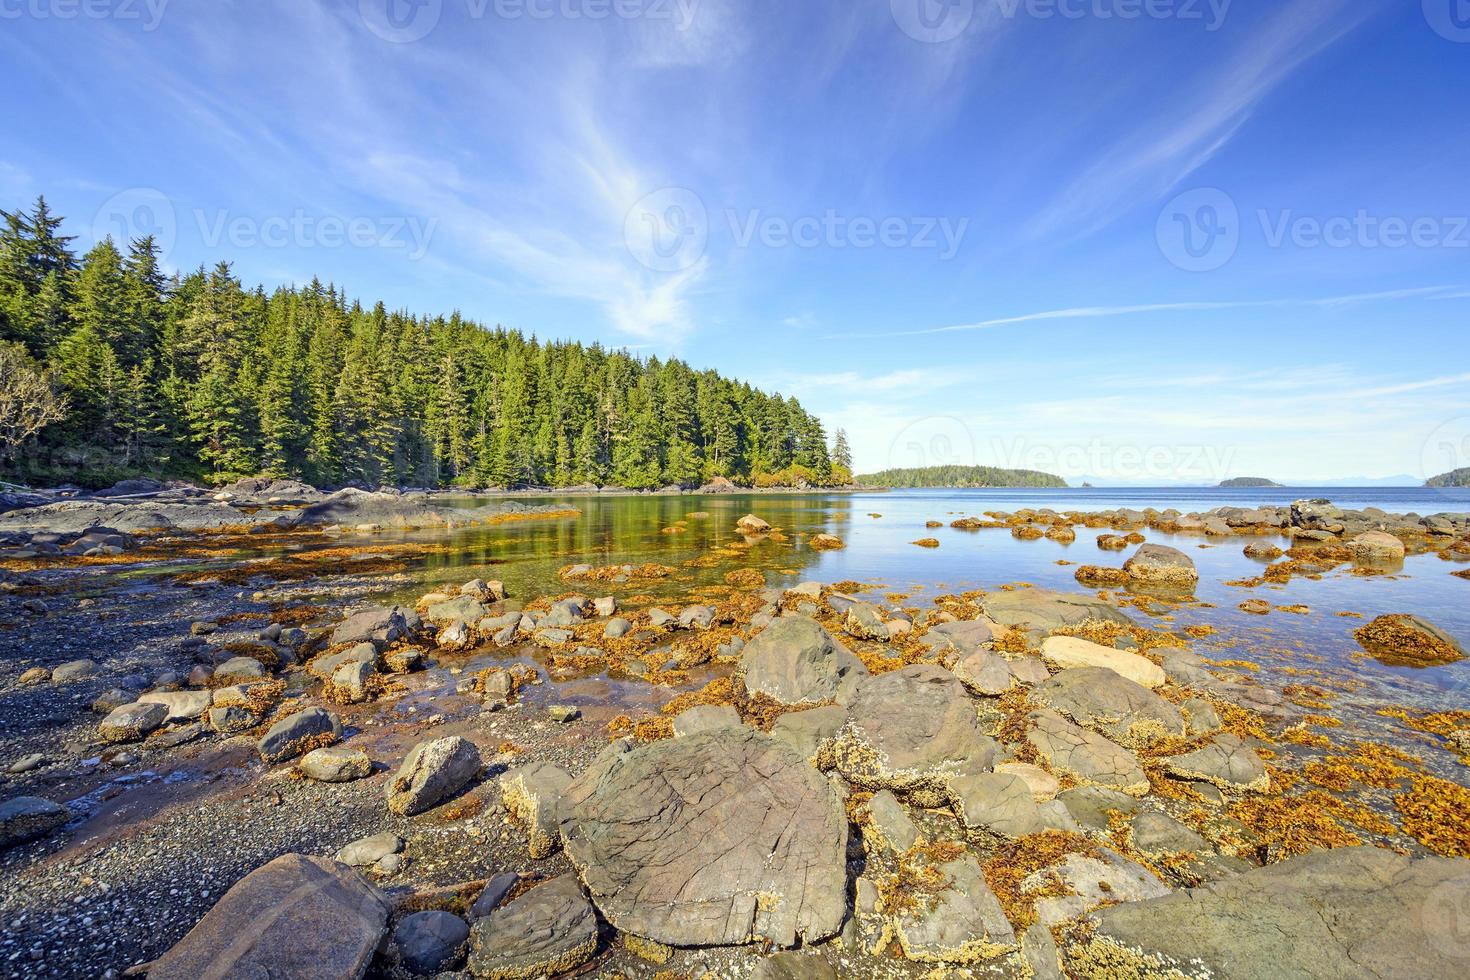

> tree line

[
  {"left": 858, "top": 464, "right": 1067, "bottom": 488},
  {"left": 0, "top": 196, "right": 850, "bottom": 491}
]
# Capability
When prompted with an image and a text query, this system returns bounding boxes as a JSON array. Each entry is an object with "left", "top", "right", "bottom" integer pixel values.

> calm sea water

[{"left": 286, "top": 488, "right": 1470, "bottom": 751}]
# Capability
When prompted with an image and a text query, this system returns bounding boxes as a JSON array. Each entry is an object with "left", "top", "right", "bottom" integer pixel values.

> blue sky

[{"left": 3, "top": 0, "right": 1468, "bottom": 483}]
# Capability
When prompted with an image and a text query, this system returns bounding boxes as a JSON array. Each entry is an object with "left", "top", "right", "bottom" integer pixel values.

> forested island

[
  {"left": 1426, "top": 468, "right": 1470, "bottom": 488},
  {"left": 857, "top": 464, "right": 1067, "bottom": 488},
  {"left": 0, "top": 197, "right": 849, "bottom": 491},
  {"left": 1218, "top": 477, "right": 1284, "bottom": 488}
]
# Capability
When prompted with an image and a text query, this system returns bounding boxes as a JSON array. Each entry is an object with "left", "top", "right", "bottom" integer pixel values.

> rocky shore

[{"left": 1, "top": 496, "right": 1469, "bottom": 978}]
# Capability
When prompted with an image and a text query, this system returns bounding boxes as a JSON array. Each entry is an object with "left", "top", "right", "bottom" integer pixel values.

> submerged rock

[
  {"left": 1355, "top": 614, "right": 1466, "bottom": 666},
  {"left": 146, "top": 854, "right": 389, "bottom": 980},
  {"left": 560, "top": 727, "right": 848, "bottom": 948}
]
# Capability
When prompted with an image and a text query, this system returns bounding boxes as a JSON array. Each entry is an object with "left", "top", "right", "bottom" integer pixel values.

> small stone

[
  {"left": 0, "top": 796, "right": 70, "bottom": 848},
  {"left": 336, "top": 831, "right": 404, "bottom": 867},
  {"left": 547, "top": 705, "right": 580, "bottom": 723},
  {"left": 99, "top": 701, "right": 168, "bottom": 743},
  {"left": 470, "top": 872, "right": 520, "bottom": 918},
  {"left": 257, "top": 707, "right": 341, "bottom": 764},
  {"left": 386, "top": 736, "right": 482, "bottom": 816},
  {"left": 51, "top": 659, "right": 98, "bottom": 683}
]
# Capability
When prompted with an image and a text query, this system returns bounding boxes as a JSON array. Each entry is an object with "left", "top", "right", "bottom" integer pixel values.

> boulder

[
  {"left": 310, "top": 642, "right": 378, "bottom": 680},
  {"left": 736, "top": 514, "right": 772, "bottom": 534},
  {"left": 1040, "top": 636, "right": 1164, "bottom": 689},
  {"left": 300, "top": 745, "right": 372, "bottom": 783},
  {"left": 740, "top": 616, "right": 868, "bottom": 706},
  {"left": 844, "top": 603, "right": 888, "bottom": 640},
  {"left": 258, "top": 707, "right": 341, "bottom": 764},
  {"left": 980, "top": 589, "right": 1135, "bottom": 632},
  {"left": 559, "top": 728, "right": 848, "bottom": 948},
  {"left": 1122, "top": 543, "right": 1199, "bottom": 587},
  {"left": 889, "top": 853, "right": 1016, "bottom": 963},
  {"left": 1072, "top": 847, "right": 1470, "bottom": 979},
  {"left": 750, "top": 952, "right": 838, "bottom": 980},
  {"left": 1346, "top": 530, "right": 1405, "bottom": 564},
  {"left": 99, "top": 701, "right": 167, "bottom": 743},
  {"left": 215, "top": 656, "right": 268, "bottom": 681},
  {"left": 0, "top": 796, "right": 70, "bottom": 848},
  {"left": 1159, "top": 733, "right": 1268, "bottom": 792},
  {"left": 393, "top": 910, "right": 470, "bottom": 974},
  {"left": 331, "top": 660, "right": 376, "bottom": 703},
  {"left": 1243, "top": 540, "right": 1284, "bottom": 560},
  {"left": 425, "top": 595, "right": 488, "bottom": 625},
  {"left": 500, "top": 762, "right": 573, "bottom": 859},
  {"left": 1026, "top": 709, "right": 1149, "bottom": 797},
  {"left": 137, "top": 689, "right": 213, "bottom": 724},
  {"left": 820, "top": 666, "right": 995, "bottom": 806},
  {"left": 1355, "top": 614, "right": 1466, "bottom": 666},
  {"left": 331, "top": 605, "right": 417, "bottom": 649},
  {"left": 1031, "top": 667, "right": 1184, "bottom": 748},
  {"left": 387, "top": 736, "right": 482, "bottom": 816},
  {"left": 951, "top": 649, "right": 1016, "bottom": 696},
  {"left": 146, "top": 854, "right": 390, "bottom": 980},
  {"left": 467, "top": 875, "right": 597, "bottom": 979}
]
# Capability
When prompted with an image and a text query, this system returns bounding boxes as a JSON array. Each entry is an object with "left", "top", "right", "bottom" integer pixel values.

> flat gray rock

[
  {"left": 500, "top": 761, "right": 573, "bottom": 859},
  {"left": 950, "top": 771, "right": 1045, "bottom": 839},
  {"left": 467, "top": 875, "right": 597, "bottom": 978},
  {"left": 147, "top": 853, "right": 389, "bottom": 980},
  {"left": 979, "top": 589, "right": 1136, "bottom": 632},
  {"left": 769, "top": 704, "right": 847, "bottom": 758},
  {"left": 300, "top": 745, "right": 372, "bottom": 783},
  {"left": 1160, "top": 733, "right": 1268, "bottom": 792},
  {"left": 336, "top": 831, "right": 404, "bottom": 867},
  {"left": 99, "top": 701, "right": 167, "bottom": 743},
  {"left": 258, "top": 707, "right": 341, "bottom": 764},
  {"left": 1026, "top": 848, "right": 1168, "bottom": 925},
  {"left": 1072, "top": 847, "right": 1470, "bottom": 979},
  {"left": 1026, "top": 709, "right": 1148, "bottom": 797},
  {"left": 560, "top": 727, "right": 848, "bottom": 948},
  {"left": 672, "top": 703, "right": 742, "bottom": 737}
]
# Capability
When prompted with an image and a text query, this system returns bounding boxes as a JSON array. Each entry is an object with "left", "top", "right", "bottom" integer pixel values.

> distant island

[
  {"left": 1218, "top": 477, "right": 1284, "bottom": 488},
  {"left": 1426, "top": 468, "right": 1470, "bottom": 488},
  {"left": 858, "top": 465, "right": 1067, "bottom": 488}
]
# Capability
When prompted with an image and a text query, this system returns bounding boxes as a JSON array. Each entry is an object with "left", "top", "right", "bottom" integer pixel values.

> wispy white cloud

[
  {"left": 830, "top": 285, "right": 1467, "bottom": 339},
  {"left": 1024, "top": 0, "right": 1378, "bottom": 242}
]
